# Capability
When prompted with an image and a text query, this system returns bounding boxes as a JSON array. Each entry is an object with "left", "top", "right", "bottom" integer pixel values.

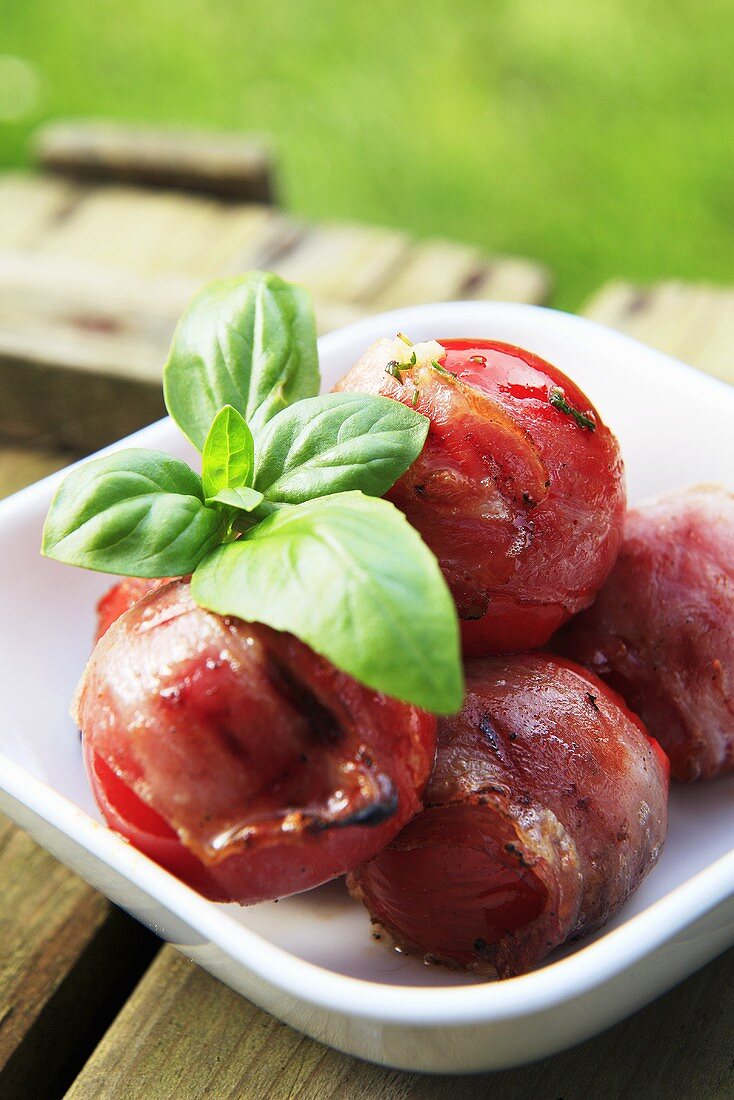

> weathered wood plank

[
  {"left": 0, "top": 250, "right": 180, "bottom": 449},
  {"left": 582, "top": 279, "right": 734, "bottom": 386},
  {"left": 466, "top": 256, "right": 552, "bottom": 305},
  {"left": 35, "top": 185, "right": 300, "bottom": 279},
  {"left": 369, "top": 238, "right": 484, "bottom": 309},
  {"left": 201, "top": 206, "right": 303, "bottom": 277},
  {"left": 0, "top": 249, "right": 193, "bottom": 337},
  {"left": 0, "top": 230, "right": 546, "bottom": 453},
  {"left": 271, "top": 222, "right": 412, "bottom": 303},
  {"left": 0, "top": 249, "right": 366, "bottom": 449},
  {"left": 0, "top": 452, "right": 159, "bottom": 1099},
  {"left": 0, "top": 444, "right": 68, "bottom": 496},
  {"left": 38, "top": 186, "right": 238, "bottom": 275},
  {"left": 0, "top": 340, "right": 164, "bottom": 452},
  {"left": 0, "top": 821, "right": 158, "bottom": 1100},
  {"left": 34, "top": 121, "right": 275, "bottom": 203},
  {"left": 0, "top": 817, "right": 106, "bottom": 1086},
  {"left": 314, "top": 299, "right": 369, "bottom": 335},
  {"left": 64, "top": 940, "right": 734, "bottom": 1100},
  {"left": 0, "top": 173, "right": 82, "bottom": 250},
  {"left": 368, "top": 241, "right": 550, "bottom": 310}
]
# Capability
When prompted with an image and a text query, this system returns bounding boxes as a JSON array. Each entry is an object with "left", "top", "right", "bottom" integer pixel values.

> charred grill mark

[
  {"left": 479, "top": 714, "right": 500, "bottom": 751},
  {"left": 463, "top": 609, "right": 485, "bottom": 621},
  {"left": 307, "top": 787, "right": 399, "bottom": 831},
  {"left": 266, "top": 653, "right": 343, "bottom": 744},
  {"left": 265, "top": 652, "right": 398, "bottom": 831},
  {"left": 473, "top": 937, "right": 496, "bottom": 961},
  {"left": 505, "top": 842, "right": 532, "bottom": 869}
]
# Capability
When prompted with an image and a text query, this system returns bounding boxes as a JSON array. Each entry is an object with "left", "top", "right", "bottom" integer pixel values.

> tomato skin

[
  {"left": 335, "top": 339, "right": 625, "bottom": 655},
  {"left": 95, "top": 578, "right": 170, "bottom": 642},
  {"left": 84, "top": 740, "right": 229, "bottom": 900},
  {"left": 78, "top": 580, "right": 437, "bottom": 904},
  {"left": 349, "top": 653, "right": 668, "bottom": 977}
]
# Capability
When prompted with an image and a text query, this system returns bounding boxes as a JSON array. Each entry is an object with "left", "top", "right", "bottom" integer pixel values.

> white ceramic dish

[{"left": 1, "top": 301, "right": 733, "bottom": 1075}]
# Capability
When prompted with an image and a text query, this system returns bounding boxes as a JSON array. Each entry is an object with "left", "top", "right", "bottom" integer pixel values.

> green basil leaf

[
  {"left": 191, "top": 492, "right": 463, "bottom": 714},
  {"left": 206, "top": 486, "right": 264, "bottom": 512},
  {"left": 202, "top": 405, "right": 254, "bottom": 499},
  {"left": 253, "top": 393, "right": 429, "bottom": 504},
  {"left": 163, "top": 272, "right": 319, "bottom": 450},
  {"left": 42, "top": 448, "right": 225, "bottom": 577}
]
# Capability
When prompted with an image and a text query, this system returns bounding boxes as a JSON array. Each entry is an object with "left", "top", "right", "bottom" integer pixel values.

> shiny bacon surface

[
  {"left": 76, "top": 579, "right": 437, "bottom": 904},
  {"left": 95, "top": 577, "right": 168, "bottom": 642},
  {"left": 555, "top": 485, "right": 734, "bottom": 781},
  {"left": 334, "top": 339, "right": 625, "bottom": 655},
  {"left": 348, "top": 653, "right": 668, "bottom": 977}
]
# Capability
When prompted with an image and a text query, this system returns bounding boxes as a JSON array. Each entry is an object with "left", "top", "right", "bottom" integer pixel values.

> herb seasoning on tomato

[{"left": 334, "top": 337, "right": 626, "bottom": 655}]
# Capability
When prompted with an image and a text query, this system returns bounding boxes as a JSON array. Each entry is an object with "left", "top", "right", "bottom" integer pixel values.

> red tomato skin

[
  {"left": 84, "top": 741, "right": 229, "bottom": 900},
  {"left": 349, "top": 653, "right": 668, "bottom": 977},
  {"left": 77, "top": 580, "right": 437, "bottom": 905},
  {"left": 95, "top": 578, "right": 169, "bottom": 642},
  {"left": 335, "top": 339, "right": 626, "bottom": 655}
]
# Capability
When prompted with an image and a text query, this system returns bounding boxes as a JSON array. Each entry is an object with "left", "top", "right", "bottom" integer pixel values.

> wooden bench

[{"left": 1, "top": 122, "right": 732, "bottom": 1099}]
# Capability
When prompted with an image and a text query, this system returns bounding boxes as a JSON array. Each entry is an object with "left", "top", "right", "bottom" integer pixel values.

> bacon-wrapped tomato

[
  {"left": 348, "top": 653, "right": 668, "bottom": 978},
  {"left": 75, "top": 580, "right": 437, "bottom": 904},
  {"left": 334, "top": 339, "right": 625, "bottom": 655},
  {"left": 555, "top": 485, "right": 734, "bottom": 782}
]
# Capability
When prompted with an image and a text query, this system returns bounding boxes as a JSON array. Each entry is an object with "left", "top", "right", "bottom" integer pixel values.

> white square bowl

[{"left": 1, "top": 301, "right": 733, "bottom": 1074}]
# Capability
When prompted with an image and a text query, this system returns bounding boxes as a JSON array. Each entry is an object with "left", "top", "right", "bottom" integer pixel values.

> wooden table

[{"left": 1, "top": 125, "right": 733, "bottom": 1099}]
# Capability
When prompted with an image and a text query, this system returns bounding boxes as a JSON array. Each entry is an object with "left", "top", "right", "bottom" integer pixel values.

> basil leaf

[
  {"left": 42, "top": 448, "right": 224, "bottom": 577},
  {"left": 206, "top": 486, "right": 264, "bottom": 512},
  {"left": 191, "top": 492, "right": 463, "bottom": 714},
  {"left": 202, "top": 405, "right": 254, "bottom": 500},
  {"left": 253, "top": 393, "right": 429, "bottom": 504},
  {"left": 163, "top": 272, "right": 319, "bottom": 450}
]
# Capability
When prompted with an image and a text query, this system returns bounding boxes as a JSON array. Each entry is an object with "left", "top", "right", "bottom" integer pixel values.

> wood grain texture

[
  {"left": 0, "top": 250, "right": 180, "bottom": 449},
  {"left": 0, "top": 450, "right": 159, "bottom": 1099},
  {"left": 466, "top": 257, "right": 552, "bottom": 306},
  {"left": 0, "top": 444, "right": 69, "bottom": 496},
  {"left": 369, "top": 237, "right": 485, "bottom": 309},
  {"left": 271, "top": 222, "right": 412, "bottom": 303},
  {"left": 582, "top": 279, "right": 734, "bottom": 386},
  {"left": 37, "top": 186, "right": 273, "bottom": 276},
  {"left": 0, "top": 820, "right": 158, "bottom": 1100},
  {"left": 34, "top": 121, "right": 275, "bottom": 203},
  {"left": 64, "top": 941, "right": 734, "bottom": 1100},
  {"left": 0, "top": 181, "right": 549, "bottom": 453},
  {"left": 0, "top": 173, "right": 83, "bottom": 250}
]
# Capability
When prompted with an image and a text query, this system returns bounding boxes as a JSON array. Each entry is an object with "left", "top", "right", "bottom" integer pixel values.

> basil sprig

[{"left": 42, "top": 272, "right": 463, "bottom": 713}]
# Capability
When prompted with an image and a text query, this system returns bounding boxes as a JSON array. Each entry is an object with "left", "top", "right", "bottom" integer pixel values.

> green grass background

[{"left": 2, "top": 0, "right": 733, "bottom": 309}]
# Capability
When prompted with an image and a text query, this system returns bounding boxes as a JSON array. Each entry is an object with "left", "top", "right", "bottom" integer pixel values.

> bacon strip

[
  {"left": 555, "top": 485, "right": 734, "bottom": 781},
  {"left": 334, "top": 338, "right": 626, "bottom": 654},
  {"left": 76, "top": 580, "right": 436, "bottom": 904},
  {"left": 348, "top": 653, "right": 668, "bottom": 977}
]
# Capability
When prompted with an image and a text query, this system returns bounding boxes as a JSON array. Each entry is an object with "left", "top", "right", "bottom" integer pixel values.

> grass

[{"left": 1, "top": 0, "right": 733, "bottom": 309}]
